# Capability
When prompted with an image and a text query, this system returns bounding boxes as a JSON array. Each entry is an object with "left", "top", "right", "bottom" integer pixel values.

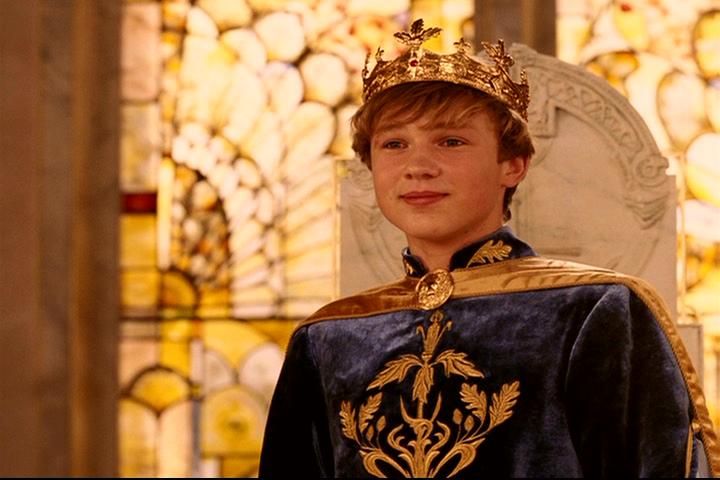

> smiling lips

[{"left": 400, "top": 191, "right": 448, "bottom": 205}]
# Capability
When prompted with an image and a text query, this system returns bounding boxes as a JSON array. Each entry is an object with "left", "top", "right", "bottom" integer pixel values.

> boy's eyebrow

[
  {"left": 374, "top": 121, "right": 407, "bottom": 132},
  {"left": 375, "top": 120, "right": 473, "bottom": 133}
]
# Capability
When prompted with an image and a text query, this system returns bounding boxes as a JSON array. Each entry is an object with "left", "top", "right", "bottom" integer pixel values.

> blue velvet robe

[{"left": 259, "top": 228, "right": 719, "bottom": 478}]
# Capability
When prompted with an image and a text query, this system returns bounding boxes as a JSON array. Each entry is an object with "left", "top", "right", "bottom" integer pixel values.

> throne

[{"left": 338, "top": 44, "right": 703, "bottom": 374}]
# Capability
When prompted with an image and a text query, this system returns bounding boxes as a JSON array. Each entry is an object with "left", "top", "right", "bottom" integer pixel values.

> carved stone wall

[{"left": 508, "top": 44, "right": 677, "bottom": 317}]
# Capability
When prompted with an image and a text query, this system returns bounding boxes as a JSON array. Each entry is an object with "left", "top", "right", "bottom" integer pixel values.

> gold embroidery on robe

[
  {"left": 339, "top": 310, "right": 520, "bottom": 478},
  {"left": 307, "top": 257, "right": 720, "bottom": 476},
  {"left": 466, "top": 240, "right": 512, "bottom": 267},
  {"left": 403, "top": 258, "right": 416, "bottom": 276}
]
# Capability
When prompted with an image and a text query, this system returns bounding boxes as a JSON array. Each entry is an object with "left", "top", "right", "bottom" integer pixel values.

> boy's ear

[{"left": 501, "top": 156, "right": 530, "bottom": 188}]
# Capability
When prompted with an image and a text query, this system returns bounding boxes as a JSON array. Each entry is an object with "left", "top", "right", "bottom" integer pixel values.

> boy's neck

[
  {"left": 407, "top": 226, "right": 505, "bottom": 271},
  {"left": 408, "top": 246, "right": 452, "bottom": 271}
]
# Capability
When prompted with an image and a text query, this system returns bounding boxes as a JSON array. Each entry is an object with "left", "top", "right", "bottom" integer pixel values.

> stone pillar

[
  {"left": 474, "top": 0, "right": 556, "bottom": 55},
  {"left": 0, "top": 0, "right": 119, "bottom": 476}
]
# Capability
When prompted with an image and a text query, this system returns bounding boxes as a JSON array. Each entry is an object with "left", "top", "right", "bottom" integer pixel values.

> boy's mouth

[{"left": 400, "top": 191, "right": 448, "bottom": 205}]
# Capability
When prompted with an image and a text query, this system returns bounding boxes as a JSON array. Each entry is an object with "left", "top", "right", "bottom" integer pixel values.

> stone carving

[
  {"left": 512, "top": 44, "right": 670, "bottom": 229},
  {"left": 340, "top": 158, "right": 406, "bottom": 291},
  {"left": 339, "top": 44, "right": 676, "bottom": 317}
]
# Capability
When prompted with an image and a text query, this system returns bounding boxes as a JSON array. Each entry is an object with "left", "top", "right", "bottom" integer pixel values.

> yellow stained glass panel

[
  {"left": 161, "top": 318, "right": 194, "bottom": 341},
  {"left": 158, "top": 401, "right": 192, "bottom": 477},
  {"left": 221, "top": 456, "right": 259, "bottom": 478},
  {"left": 122, "top": 104, "right": 161, "bottom": 191},
  {"left": 611, "top": 1, "right": 649, "bottom": 50},
  {"left": 120, "top": 1, "right": 477, "bottom": 477},
  {"left": 686, "top": 269, "right": 720, "bottom": 315},
  {"left": 686, "top": 133, "right": 720, "bottom": 208},
  {"left": 157, "top": 158, "right": 174, "bottom": 270},
  {"left": 285, "top": 244, "right": 335, "bottom": 282},
  {"left": 201, "top": 386, "right": 266, "bottom": 456},
  {"left": 120, "top": 338, "right": 158, "bottom": 387},
  {"left": 707, "top": 84, "right": 720, "bottom": 132},
  {"left": 284, "top": 216, "right": 334, "bottom": 257},
  {"left": 161, "top": 270, "right": 197, "bottom": 310},
  {"left": 237, "top": 342, "right": 284, "bottom": 403},
  {"left": 282, "top": 297, "right": 328, "bottom": 318},
  {"left": 122, "top": 2, "right": 162, "bottom": 102},
  {"left": 283, "top": 185, "right": 334, "bottom": 233},
  {"left": 119, "top": 399, "right": 157, "bottom": 477},
  {"left": 161, "top": 340, "right": 190, "bottom": 376},
  {"left": 121, "top": 269, "right": 160, "bottom": 311},
  {"left": 694, "top": 10, "right": 720, "bottom": 79},
  {"left": 285, "top": 276, "right": 335, "bottom": 300},
  {"left": 197, "top": 0, "right": 252, "bottom": 30},
  {"left": 197, "top": 288, "right": 231, "bottom": 318},
  {"left": 130, "top": 368, "right": 191, "bottom": 414},
  {"left": 657, "top": 71, "right": 708, "bottom": 150},
  {"left": 158, "top": 320, "right": 194, "bottom": 378},
  {"left": 246, "top": 319, "right": 298, "bottom": 352},
  {"left": 585, "top": 51, "right": 639, "bottom": 96},
  {"left": 204, "top": 349, "right": 235, "bottom": 394},
  {"left": 121, "top": 214, "right": 157, "bottom": 268},
  {"left": 203, "top": 320, "right": 270, "bottom": 367},
  {"left": 162, "top": 0, "right": 190, "bottom": 31}
]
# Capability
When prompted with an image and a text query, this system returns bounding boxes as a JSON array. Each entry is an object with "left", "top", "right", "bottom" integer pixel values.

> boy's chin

[{"left": 398, "top": 226, "right": 458, "bottom": 247}]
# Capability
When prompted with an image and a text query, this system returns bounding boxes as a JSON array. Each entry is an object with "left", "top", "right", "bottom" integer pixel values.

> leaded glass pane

[
  {"left": 157, "top": 401, "right": 192, "bottom": 477},
  {"left": 120, "top": 339, "right": 159, "bottom": 386},
  {"left": 122, "top": 270, "right": 160, "bottom": 312},
  {"left": 686, "top": 133, "right": 720, "bottom": 207},
  {"left": 130, "top": 367, "right": 191, "bottom": 413},
  {"left": 200, "top": 386, "right": 266, "bottom": 455},
  {"left": 122, "top": 2, "right": 162, "bottom": 101},
  {"left": 121, "top": 214, "right": 156, "bottom": 267},
  {"left": 119, "top": 399, "right": 157, "bottom": 477},
  {"left": 122, "top": 104, "right": 161, "bottom": 191}
]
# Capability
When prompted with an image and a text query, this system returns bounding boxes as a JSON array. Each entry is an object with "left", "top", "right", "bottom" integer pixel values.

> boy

[{"left": 259, "top": 20, "right": 718, "bottom": 477}]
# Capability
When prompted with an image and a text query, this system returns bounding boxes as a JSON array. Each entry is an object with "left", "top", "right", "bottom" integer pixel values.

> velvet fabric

[{"left": 259, "top": 229, "right": 711, "bottom": 478}]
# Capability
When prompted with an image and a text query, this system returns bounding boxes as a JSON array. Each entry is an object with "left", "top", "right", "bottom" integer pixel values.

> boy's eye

[
  {"left": 442, "top": 138, "right": 465, "bottom": 147},
  {"left": 383, "top": 140, "right": 405, "bottom": 149}
]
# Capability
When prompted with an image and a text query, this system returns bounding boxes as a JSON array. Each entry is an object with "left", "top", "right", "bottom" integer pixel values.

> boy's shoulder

[
  {"left": 297, "top": 276, "right": 418, "bottom": 329},
  {"left": 453, "top": 256, "right": 657, "bottom": 297},
  {"left": 454, "top": 256, "right": 670, "bottom": 319},
  {"left": 296, "top": 256, "right": 665, "bottom": 331}
]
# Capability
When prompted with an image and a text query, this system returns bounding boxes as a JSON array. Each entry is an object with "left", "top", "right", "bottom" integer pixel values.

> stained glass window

[
  {"left": 558, "top": 0, "right": 720, "bottom": 428},
  {"left": 119, "top": 0, "right": 472, "bottom": 476}
]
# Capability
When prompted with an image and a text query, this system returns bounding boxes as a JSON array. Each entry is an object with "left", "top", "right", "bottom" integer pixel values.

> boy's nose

[{"left": 403, "top": 151, "right": 440, "bottom": 179}]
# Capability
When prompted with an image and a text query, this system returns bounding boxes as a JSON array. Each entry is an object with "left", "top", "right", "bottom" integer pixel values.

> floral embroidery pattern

[
  {"left": 340, "top": 310, "right": 520, "bottom": 477},
  {"left": 466, "top": 240, "right": 512, "bottom": 267}
]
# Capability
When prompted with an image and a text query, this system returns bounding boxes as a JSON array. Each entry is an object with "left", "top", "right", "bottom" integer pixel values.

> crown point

[
  {"left": 410, "top": 19, "right": 424, "bottom": 33},
  {"left": 361, "top": 19, "right": 530, "bottom": 120},
  {"left": 374, "top": 47, "right": 384, "bottom": 61}
]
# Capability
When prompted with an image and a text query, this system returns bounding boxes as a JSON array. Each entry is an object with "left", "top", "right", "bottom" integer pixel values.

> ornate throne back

[
  {"left": 340, "top": 40, "right": 703, "bottom": 378},
  {"left": 338, "top": 43, "right": 708, "bottom": 375},
  {"left": 340, "top": 43, "right": 676, "bottom": 306}
]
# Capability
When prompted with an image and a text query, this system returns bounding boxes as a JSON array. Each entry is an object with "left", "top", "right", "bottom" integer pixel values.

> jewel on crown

[{"left": 361, "top": 19, "right": 530, "bottom": 121}]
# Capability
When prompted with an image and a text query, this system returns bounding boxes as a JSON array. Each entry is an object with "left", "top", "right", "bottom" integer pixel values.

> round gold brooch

[{"left": 415, "top": 269, "right": 455, "bottom": 310}]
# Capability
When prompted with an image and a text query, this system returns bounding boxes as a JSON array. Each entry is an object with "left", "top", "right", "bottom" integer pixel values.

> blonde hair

[{"left": 351, "top": 81, "right": 535, "bottom": 221}]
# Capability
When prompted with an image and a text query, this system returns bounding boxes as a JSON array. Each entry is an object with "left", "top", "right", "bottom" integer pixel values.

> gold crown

[{"left": 362, "top": 19, "right": 530, "bottom": 120}]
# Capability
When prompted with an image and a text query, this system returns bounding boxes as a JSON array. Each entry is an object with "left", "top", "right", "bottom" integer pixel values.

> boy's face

[{"left": 370, "top": 108, "right": 527, "bottom": 253}]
